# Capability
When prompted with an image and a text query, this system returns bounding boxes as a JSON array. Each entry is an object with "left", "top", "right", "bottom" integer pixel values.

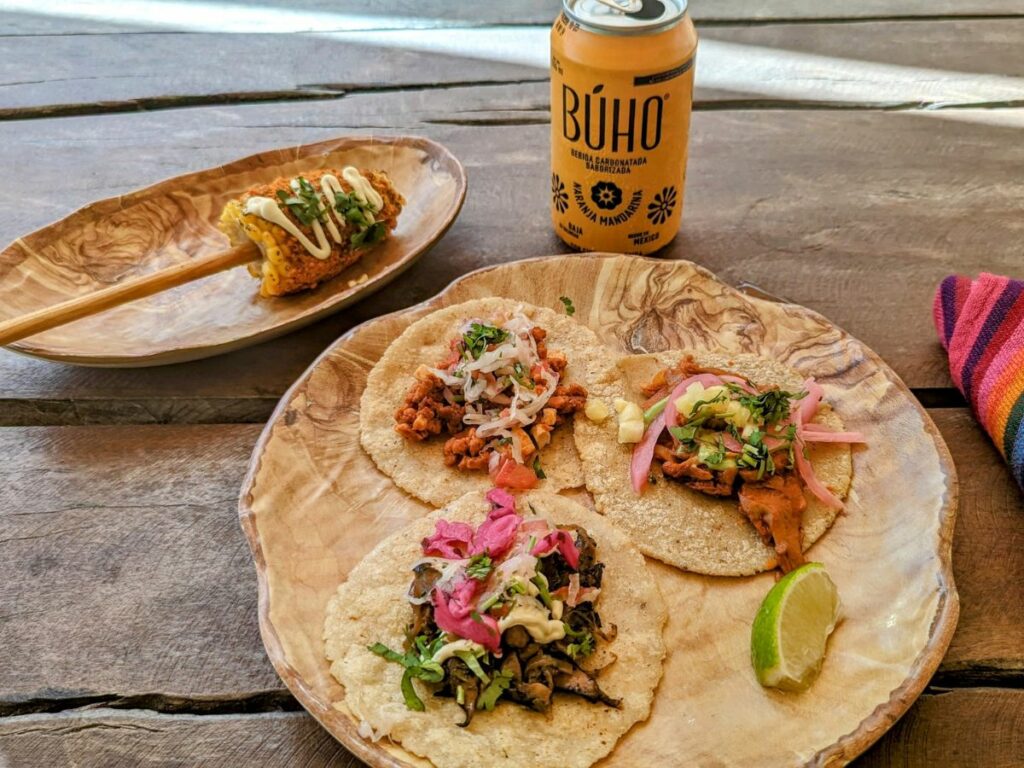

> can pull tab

[{"left": 591, "top": 0, "right": 644, "bottom": 13}]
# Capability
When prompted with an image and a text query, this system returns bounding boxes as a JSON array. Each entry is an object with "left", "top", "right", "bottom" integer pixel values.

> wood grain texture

[
  {"left": 0, "top": 709, "right": 360, "bottom": 767},
  {"left": 0, "top": 135, "right": 465, "bottom": 366},
  {"left": 0, "top": 243, "right": 259, "bottom": 346},
  {"left": 1, "top": 688, "right": 1020, "bottom": 768},
  {"left": 4, "top": 20, "right": 1024, "bottom": 117},
  {"left": 0, "top": 686, "right": 1017, "bottom": 768},
  {"left": 2, "top": 93, "right": 1022, "bottom": 398},
  {"left": 3, "top": 0, "right": 1023, "bottom": 37},
  {"left": 856, "top": 689, "right": 1024, "bottom": 767},
  {"left": 933, "top": 410, "right": 1024, "bottom": 680},
  {"left": 0, "top": 409, "right": 1015, "bottom": 715},
  {"left": 0, "top": 423, "right": 283, "bottom": 707},
  {"left": 239, "top": 255, "right": 957, "bottom": 767}
]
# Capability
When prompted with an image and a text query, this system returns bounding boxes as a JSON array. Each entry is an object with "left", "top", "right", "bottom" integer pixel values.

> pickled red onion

[
  {"left": 530, "top": 529, "right": 580, "bottom": 569},
  {"left": 793, "top": 438, "right": 844, "bottom": 510},
  {"left": 631, "top": 409, "right": 667, "bottom": 494}
]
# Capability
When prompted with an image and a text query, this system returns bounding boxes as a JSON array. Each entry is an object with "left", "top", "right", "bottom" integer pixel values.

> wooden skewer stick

[{"left": 0, "top": 242, "right": 260, "bottom": 347}]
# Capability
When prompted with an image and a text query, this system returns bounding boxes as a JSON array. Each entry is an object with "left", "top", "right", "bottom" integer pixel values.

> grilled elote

[{"left": 218, "top": 166, "right": 404, "bottom": 297}]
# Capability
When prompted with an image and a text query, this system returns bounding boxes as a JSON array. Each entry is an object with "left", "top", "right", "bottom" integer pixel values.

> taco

[
  {"left": 361, "top": 298, "right": 611, "bottom": 507},
  {"left": 324, "top": 490, "right": 666, "bottom": 768},
  {"left": 575, "top": 351, "right": 864, "bottom": 577}
]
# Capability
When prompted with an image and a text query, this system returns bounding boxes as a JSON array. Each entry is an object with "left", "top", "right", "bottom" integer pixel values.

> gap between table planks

[
  {"left": 3, "top": 19, "right": 1024, "bottom": 118},
  {"left": 1, "top": 92, "right": 1022, "bottom": 420},
  {"left": 0, "top": 690, "right": 1022, "bottom": 768},
  {"left": 0, "top": 413, "right": 1019, "bottom": 742}
]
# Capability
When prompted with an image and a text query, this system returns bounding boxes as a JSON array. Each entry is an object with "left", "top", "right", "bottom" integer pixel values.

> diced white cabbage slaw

[{"left": 427, "top": 312, "right": 561, "bottom": 464}]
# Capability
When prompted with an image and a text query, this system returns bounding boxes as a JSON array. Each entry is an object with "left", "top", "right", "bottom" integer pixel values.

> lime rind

[{"left": 750, "top": 562, "right": 841, "bottom": 692}]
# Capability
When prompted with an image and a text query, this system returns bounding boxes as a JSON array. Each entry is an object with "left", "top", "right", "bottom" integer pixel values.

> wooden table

[{"left": 1, "top": 1, "right": 1023, "bottom": 765}]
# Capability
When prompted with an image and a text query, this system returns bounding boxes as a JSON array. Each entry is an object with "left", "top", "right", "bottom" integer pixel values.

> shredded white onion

[{"left": 432, "top": 311, "right": 566, "bottom": 463}]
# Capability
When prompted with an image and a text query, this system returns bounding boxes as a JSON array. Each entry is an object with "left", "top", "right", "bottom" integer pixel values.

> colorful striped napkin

[{"left": 934, "top": 273, "right": 1024, "bottom": 488}]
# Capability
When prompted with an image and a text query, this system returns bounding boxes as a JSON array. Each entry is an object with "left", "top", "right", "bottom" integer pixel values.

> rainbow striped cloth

[{"left": 934, "top": 273, "right": 1024, "bottom": 488}]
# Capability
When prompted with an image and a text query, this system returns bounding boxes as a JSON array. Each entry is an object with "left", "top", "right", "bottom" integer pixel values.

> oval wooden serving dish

[
  {"left": 0, "top": 135, "right": 466, "bottom": 366},
  {"left": 239, "top": 254, "right": 958, "bottom": 767}
]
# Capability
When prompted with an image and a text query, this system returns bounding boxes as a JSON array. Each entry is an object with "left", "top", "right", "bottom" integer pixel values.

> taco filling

[
  {"left": 369, "top": 488, "right": 620, "bottom": 725},
  {"left": 628, "top": 357, "right": 865, "bottom": 573},
  {"left": 394, "top": 312, "right": 588, "bottom": 488}
]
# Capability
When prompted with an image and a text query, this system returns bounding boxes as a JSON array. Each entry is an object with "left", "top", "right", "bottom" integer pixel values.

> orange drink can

[{"left": 550, "top": 0, "right": 697, "bottom": 254}]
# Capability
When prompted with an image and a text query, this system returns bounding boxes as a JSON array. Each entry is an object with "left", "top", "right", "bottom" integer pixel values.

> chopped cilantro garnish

[
  {"left": 466, "top": 553, "right": 493, "bottom": 581},
  {"left": 276, "top": 176, "right": 326, "bottom": 226},
  {"left": 687, "top": 392, "right": 728, "bottom": 418},
  {"left": 477, "top": 672, "right": 513, "bottom": 711},
  {"left": 563, "top": 624, "right": 595, "bottom": 659},
  {"left": 461, "top": 323, "right": 510, "bottom": 360},
  {"left": 351, "top": 221, "right": 386, "bottom": 248},
  {"left": 533, "top": 455, "right": 546, "bottom": 479},
  {"left": 558, "top": 296, "right": 576, "bottom": 316},
  {"left": 369, "top": 634, "right": 446, "bottom": 711},
  {"left": 702, "top": 435, "right": 727, "bottom": 467},
  {"left": 725, "top": 385, "right": 807, "bottom": 427}
]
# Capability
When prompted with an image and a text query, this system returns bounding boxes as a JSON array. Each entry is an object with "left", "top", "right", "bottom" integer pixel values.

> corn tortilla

[
  {"left": 575, "top": 351, "right": 854, "bottom": 577},
  {"left": 360, "top": 298, "right": 610, "bottom": 507},
  {"left": 324, "top": 490, "right": 667, "bottom": 768}
]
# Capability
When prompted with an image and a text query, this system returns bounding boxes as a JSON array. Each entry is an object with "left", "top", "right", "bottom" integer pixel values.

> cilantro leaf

[
  {"left": 400, "top": 669, "right": 424, "bottom": 711},
  {"left": 466, "top": 553, "right": 493, "bottom": 581},
  {"left": 369, "top": 634, "right": 447, "bottom": 711},
  {"left": 558, "top": 296, "right": 576, "bottom": 316},
  {"left": 350, "top": 221, "right": 386, "bottom": 248},
  {"left": 532, "top": 455, "right": 546, "bottom": 479},
  {"left": 276, "top": 176, "right": 325, "bottom": 226},
  {"left": 461, "top": 323, "right": 510, "bottom": 360},
  {"left": 477, "top": 672, "right": 513, "bottom": 711},
  {"left": 566, "top": 632, "right": 594, "bottom": 660}
]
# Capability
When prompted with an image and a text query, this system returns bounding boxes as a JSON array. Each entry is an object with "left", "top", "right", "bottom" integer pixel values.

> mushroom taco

[
  {"left": 324, "top": 490, "right": 666, "bottom": 768},
  {"left": 361, "top": 298, "right": 612, "bottom": 507},
  {"left": 575, "top": 351, "right": 865, "bottom": 577}
]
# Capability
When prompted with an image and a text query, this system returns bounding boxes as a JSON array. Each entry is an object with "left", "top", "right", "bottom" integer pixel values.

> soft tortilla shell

[
  {"left": 575, "top": 351, "right": 853, "bottom": 577},
  {"left": 360, "top": 298, "right": 608, "bottom": 507},
  {"left": 324, "top": 491, "right": 667, "bottom": 768}
]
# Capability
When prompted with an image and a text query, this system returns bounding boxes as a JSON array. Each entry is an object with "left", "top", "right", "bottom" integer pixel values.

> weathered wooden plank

[
  {"left": 934, "top": 410, "right": 1024, "bottom": 682},
  {"left": 1, "top": 90, "right": 1023, "bottom": 406},
  {"left": 0, "top": 33, "right": 547, "bottom": 118},
  {"left": 0, "top": 710, "right": 359, "bottom": 767},
  {"left": 1, "top": 688, "right": 1022, "bottom": 767},
  {"left": 3, "top": 0, "right": 1023, "bottom": 37},
  {"left": 0, "top": 410, "right": 1019, "bottom": 709},
  {"left": 856, "top": 688, "right": 1024, "bottom": 767},
  {"left": 0, "top": 423, "right": 283, "bottom": 708},
  {"left": 4, "top": 20, "right": 1024, "bottom": 117}
]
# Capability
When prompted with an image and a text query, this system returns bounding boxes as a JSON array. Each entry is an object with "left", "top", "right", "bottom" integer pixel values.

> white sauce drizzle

[
  {"left": 242, "top": 166, "right": 381, "bottom": 261},
  {"left": 342, "top": 166, "right": 384, "bottom": 213}
]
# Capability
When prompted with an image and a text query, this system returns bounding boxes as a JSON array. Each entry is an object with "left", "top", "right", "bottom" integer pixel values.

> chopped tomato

[{"left": 492, "top": 458, "right": 539, "bottom": 489}]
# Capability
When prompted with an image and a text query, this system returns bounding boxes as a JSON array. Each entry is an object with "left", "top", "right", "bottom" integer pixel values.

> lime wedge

[{"left": 751, "top": 562, "right": 841, "bottom": 692}]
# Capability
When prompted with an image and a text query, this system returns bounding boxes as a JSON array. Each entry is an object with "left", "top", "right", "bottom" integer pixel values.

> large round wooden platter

[
  {"left": 0, "top": 135, "right": 466, "bottom": 366},
  {"left": 239, "top": 254, "right": 958, "bottom": 767}
]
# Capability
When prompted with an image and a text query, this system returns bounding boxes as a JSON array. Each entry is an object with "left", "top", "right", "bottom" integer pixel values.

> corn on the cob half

[{"left": 218, "top": 167, "right": 404, "bottom": 298}]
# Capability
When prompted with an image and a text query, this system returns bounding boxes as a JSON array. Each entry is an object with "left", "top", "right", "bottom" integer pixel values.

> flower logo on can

[
  {"left": 646, "top": 186, "right": 677, "bottom": 225},
  {"left": 590, "top": 181, "right": 622, "bottom": 210},
  {"left": 552, "top": 173, "right": 569, "bottom": 214}
]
